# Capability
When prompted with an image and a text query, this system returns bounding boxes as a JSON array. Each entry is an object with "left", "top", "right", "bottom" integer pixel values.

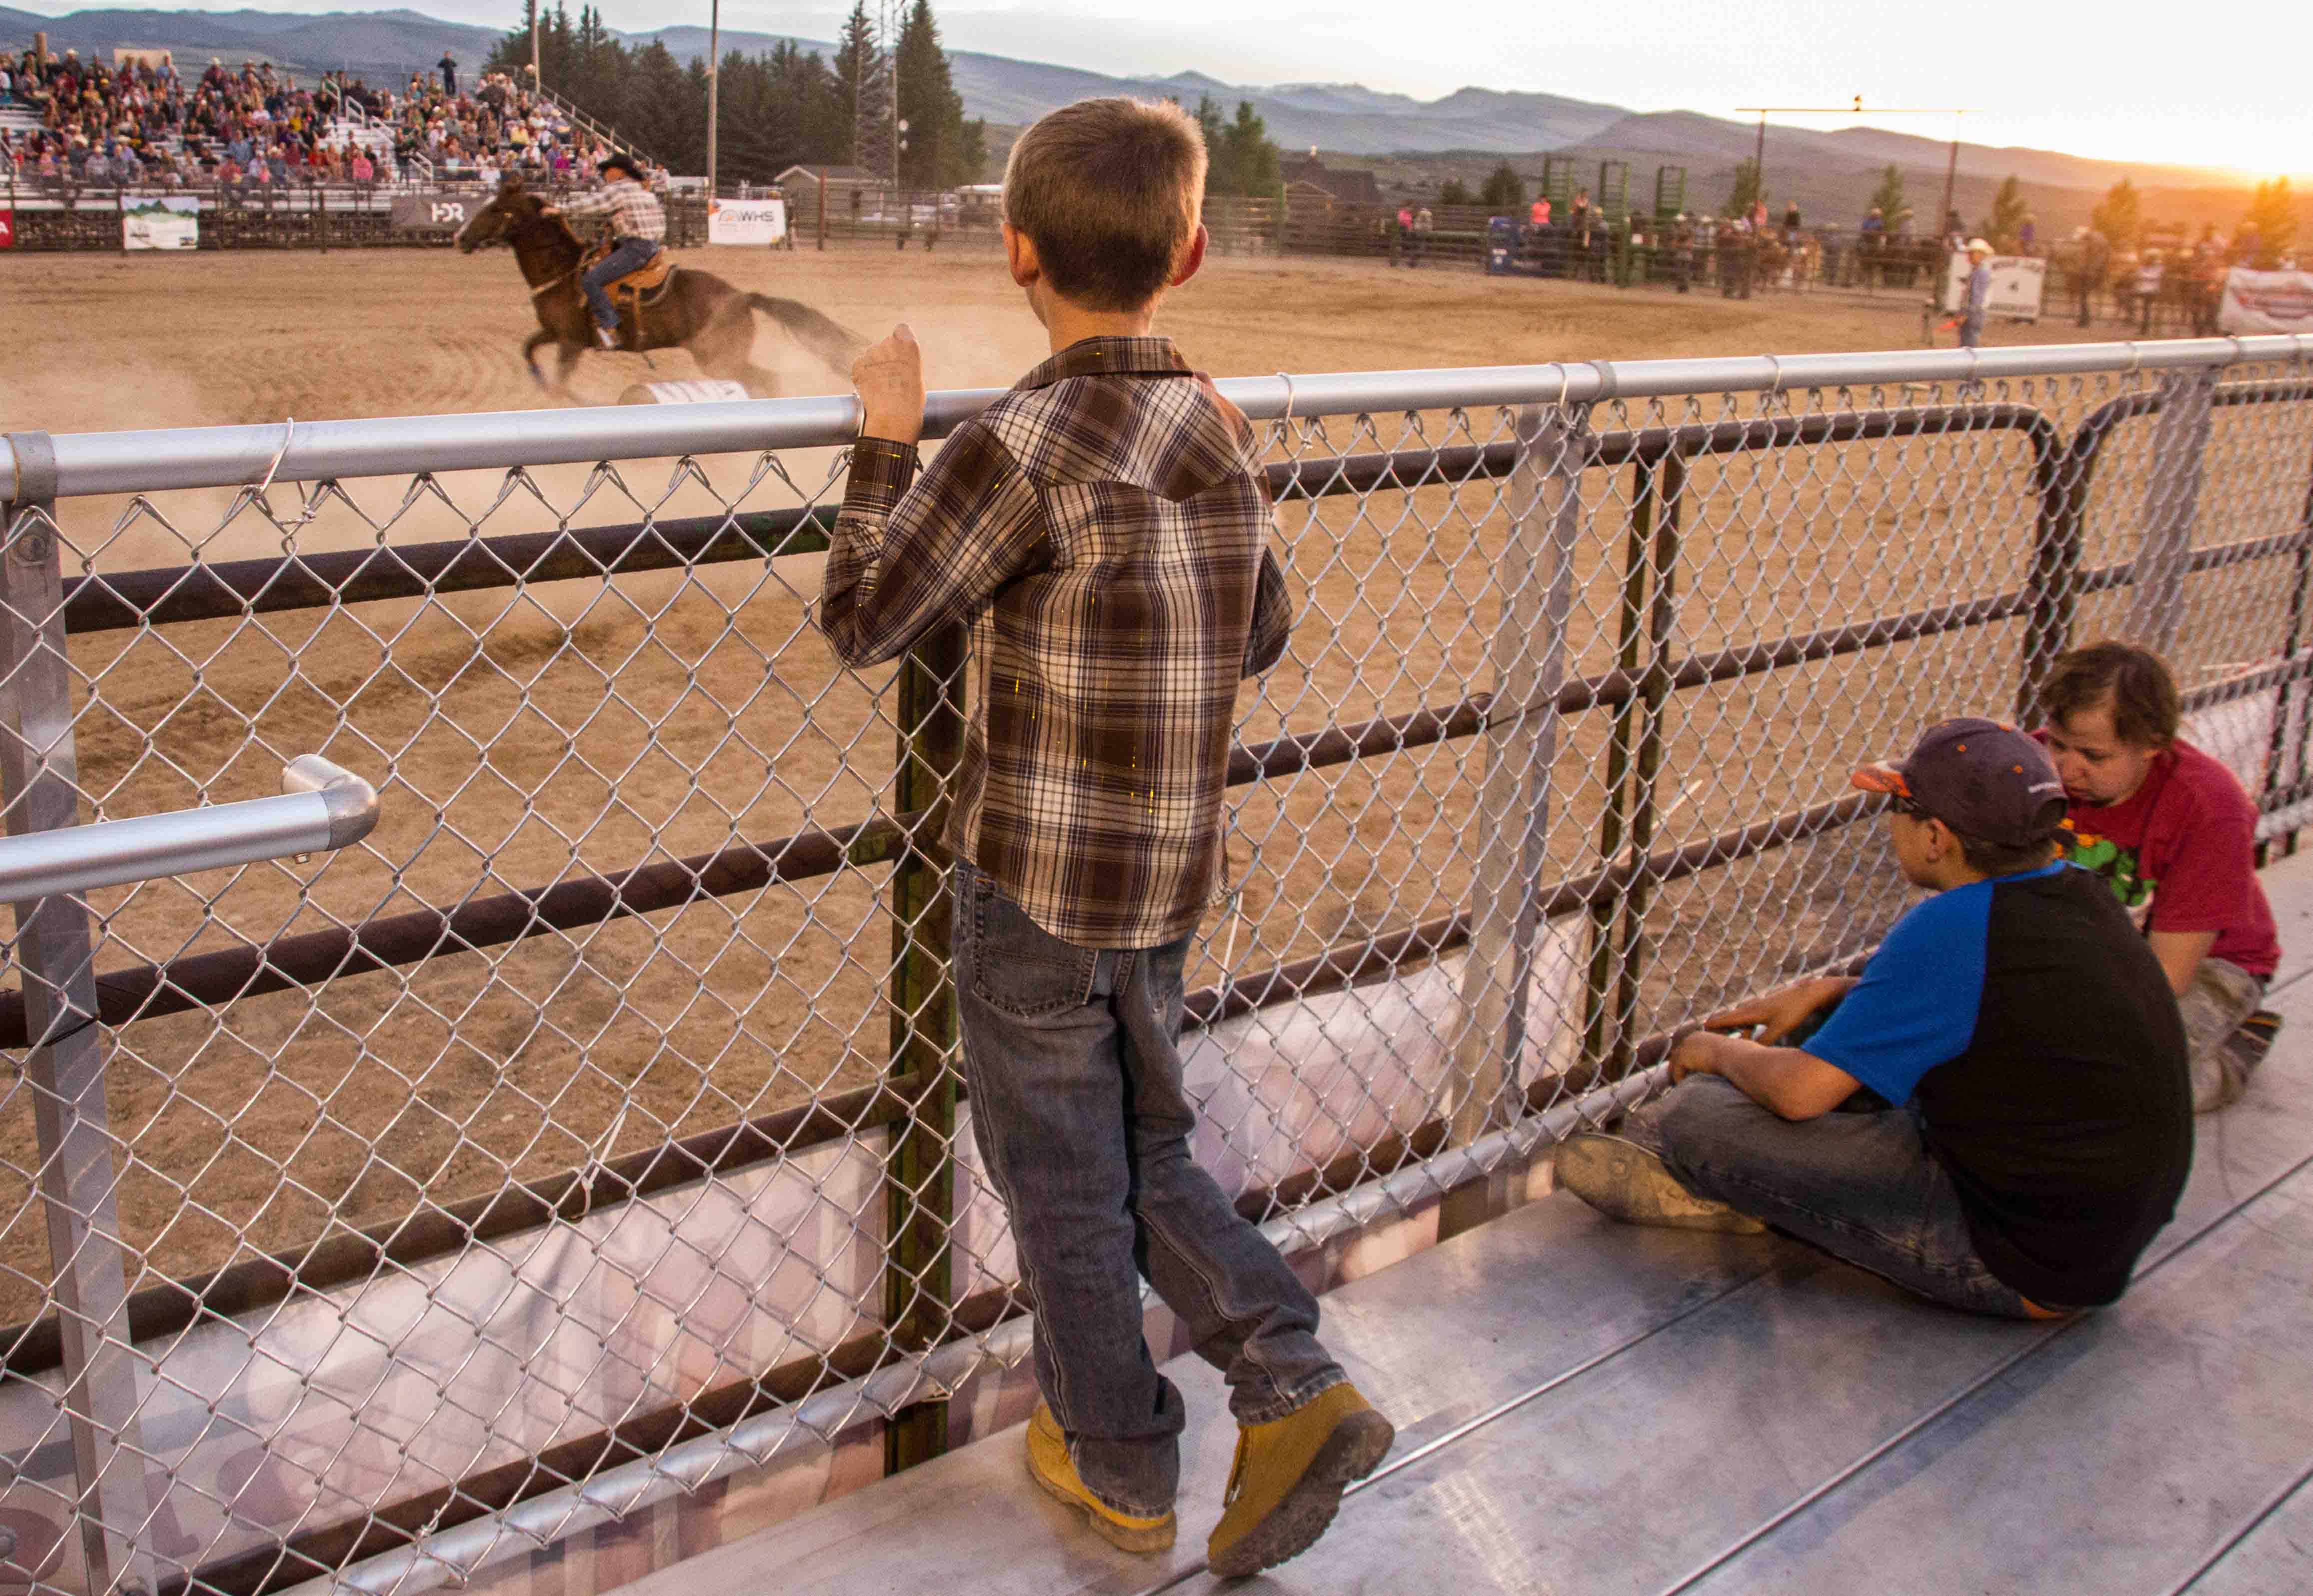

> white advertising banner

[
  {"left": 1941, "top": 251, "right": 2047, "bottom": 319},
  {"left": 709, "top": 196, "right": 787, "bottom": 245},
  {"left": 2218, "top": 267, "right": 2313, "bottom": 333},
  {"left": 121, "top": 194, "right": 200, "bottom": 251}
]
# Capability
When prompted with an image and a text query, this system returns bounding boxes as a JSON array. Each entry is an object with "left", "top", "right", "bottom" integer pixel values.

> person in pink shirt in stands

[{"left": 2038, "top": 641, "right": 2284, "bottom": 1111}]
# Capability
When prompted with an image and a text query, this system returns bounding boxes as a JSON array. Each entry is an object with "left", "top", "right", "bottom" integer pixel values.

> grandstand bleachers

[{"left": 2, "top": 43, "right": 637, "bottom": 191}]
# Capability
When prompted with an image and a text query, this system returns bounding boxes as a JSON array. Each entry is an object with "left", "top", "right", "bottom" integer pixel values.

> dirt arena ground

[
  {"left": 0, "top": 246, "right": 2208, "bottom": 1318},
  {"left": 1, "top": 243, "right": 2106, "bottom": 432}
]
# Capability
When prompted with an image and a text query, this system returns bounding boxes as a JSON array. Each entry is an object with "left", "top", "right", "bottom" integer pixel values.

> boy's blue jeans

[
  {"left": 1653, "top": 1076, "right": 2045, "bottom": 1319},
  {"left": 951, "top": 863, "right": 1344, "bottom": 1517}
]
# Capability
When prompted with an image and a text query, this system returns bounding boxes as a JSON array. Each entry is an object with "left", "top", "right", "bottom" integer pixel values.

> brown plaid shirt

[
  {"left": 559, "top": 177, "right": 665, "bottom": 242},
  {"left": 821, "top": 336, "right": 1292, "bottom": 949}
]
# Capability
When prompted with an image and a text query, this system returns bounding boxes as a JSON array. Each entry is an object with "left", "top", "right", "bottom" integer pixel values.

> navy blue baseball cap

[{"left": 1852, "top": 717, "right": 2067, "bottom": 847}]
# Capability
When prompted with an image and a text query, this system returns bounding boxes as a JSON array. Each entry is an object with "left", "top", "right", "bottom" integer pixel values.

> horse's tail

[{"left": 747, "top": 294, "right": 868, "bottom": 377}]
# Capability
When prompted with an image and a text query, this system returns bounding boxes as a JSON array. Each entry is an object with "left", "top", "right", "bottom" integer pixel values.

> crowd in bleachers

[{"left": 0, "top": 46, "right": 615, "bottom": 195}]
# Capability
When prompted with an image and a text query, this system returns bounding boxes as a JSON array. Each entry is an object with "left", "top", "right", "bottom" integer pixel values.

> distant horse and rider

[{"left": 454, "top": 155, "right": 863, "bottom": 398}]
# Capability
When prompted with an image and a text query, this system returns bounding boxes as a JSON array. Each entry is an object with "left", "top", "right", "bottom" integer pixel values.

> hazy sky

[{"left": 19, "top": 0, "right": 2310, "bottom": 174}]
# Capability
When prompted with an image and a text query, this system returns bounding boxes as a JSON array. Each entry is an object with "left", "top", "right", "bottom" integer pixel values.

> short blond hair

[{"left": 1003, "top": 98, "right": 1206, "bottom": 312}]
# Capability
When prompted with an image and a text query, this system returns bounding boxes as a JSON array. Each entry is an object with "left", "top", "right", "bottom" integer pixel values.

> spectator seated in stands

[
  {"left": 1556, "top": 717, "right": 2193, "bottom": 1321},
  {"left": 2038, "top": 642, "right": 2284, "bottom": 1111}
]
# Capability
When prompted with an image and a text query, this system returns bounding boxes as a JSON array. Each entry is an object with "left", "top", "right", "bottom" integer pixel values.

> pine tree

[
  {"left": 1438, "top": 177, "right": 1472, "bottom": 207},
  {"left": 778, "top": 42, "right": 852, "bottom": 169},
  {"left": 1984, "top": 175, "right": 2028, "bottom": 250},
  {"left": 2091, "top": 177, "right": 2141, "bottom": 250},
  {"left": 1869, "top": 164, "right": 1904, "bottom": 222},
  {"left": 1726, "top": 158, "right": 1759, "bottom": 218},
  {"left": 1223, "top": 101, "right": 1280, "bottom": 199},
  {"left": 2243, "top": 178, "right": 2297, "bottom": 269},
  {"left": 616, "top": 41, "right": 700, "bottom": 173},
  {"left": 1479, "top": 161, "right": 1524, "bottom": 212},
  {"left": 1197, "top": 98, "right": 1281, "bottom": 198},
  {"left": 895, "top": 0, "right": 974, "bottom": 188},
  {"left": 834, "top": 1, "right": 888, "bottom": 175}
]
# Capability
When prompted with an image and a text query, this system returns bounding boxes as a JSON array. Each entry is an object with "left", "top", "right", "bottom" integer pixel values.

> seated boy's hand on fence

[
  {"left": 1703, "top": 975, "right": 1854, "bottom": 1046},
  {"left": 852, "top": 323, "right": 926, "bottom": 446}
]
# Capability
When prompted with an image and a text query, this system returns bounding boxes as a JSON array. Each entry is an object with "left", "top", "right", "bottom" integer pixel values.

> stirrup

[{"left": 594, "top": 325, "right": 618, "bottom": 351}]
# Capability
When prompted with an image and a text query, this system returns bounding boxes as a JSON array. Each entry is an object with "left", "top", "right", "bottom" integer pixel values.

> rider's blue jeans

[
  {"left": 951, "top": 862, "right": 1344, "bottom": 1518},
  {"left": 581, "top": 236, "right": 656, "bottom": 332}
]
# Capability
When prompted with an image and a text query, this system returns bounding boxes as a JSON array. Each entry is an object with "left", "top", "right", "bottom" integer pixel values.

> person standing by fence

[
  {"left": 819, "top": 96, "right": 1393, "bottom": 1580},
  {"left": 1411, "top": 203, "right": 1431, "bottom": 268},
  {"left": 1959, "top": 237, "right": 1993, "bottom": 347}
]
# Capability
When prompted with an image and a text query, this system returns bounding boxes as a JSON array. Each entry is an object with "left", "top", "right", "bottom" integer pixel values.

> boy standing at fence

[
  {"left": 818, "top": 97, "right": 1392, "bottom": 1577},
  {"left": 1555, "top": 719, "right": 2192, "bottom": 1319},
  {"left": 2038, "top": 642, "right": 2284, "bottom": 1111}
]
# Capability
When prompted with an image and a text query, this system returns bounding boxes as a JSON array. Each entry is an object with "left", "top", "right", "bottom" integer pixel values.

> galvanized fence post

[
  {"left": 0, "top": 433, "right": 158, "bottom": 1595},
  {"left": 882, "top": 620, "right": 966, "bottom": 1474},
  {"left": 1449, "top": 404, "right": 1588, "bottom": 1146},
  {"left": 2125, "top": 369, "right": 2216, "bottom": 654},
  {"left": 2260, "top": 455, "right": 2313, "bottom": 860}
]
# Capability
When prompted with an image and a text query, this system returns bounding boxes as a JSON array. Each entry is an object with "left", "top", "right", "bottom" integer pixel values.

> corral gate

[{"left": 0, "top": 336, "right": 2308, "bottom": 1596}]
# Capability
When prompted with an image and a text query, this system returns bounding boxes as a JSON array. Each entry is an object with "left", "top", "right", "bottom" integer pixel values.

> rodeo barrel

[{"left": 618, "top": 379, "right": 760, "bottom": 405}]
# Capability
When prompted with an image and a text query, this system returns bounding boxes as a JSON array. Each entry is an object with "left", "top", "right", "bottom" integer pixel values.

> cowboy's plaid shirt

[
  {"left": 821, "top": 336, "right": 1293, "bottom": 949},
  {"left": 558, "top": 177, "right": 664, "bottom": 241}
]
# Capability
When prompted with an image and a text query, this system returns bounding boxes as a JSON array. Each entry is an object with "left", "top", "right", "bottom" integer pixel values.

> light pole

[
  {"left": 1735, "top": 100, "right": 1974, "bottom": 232},
  {"left": 884, "top": 0, "right": 904, "bottom": 189},
  {"left": 706, "top": 0, "right": 720, "bottom": 198}
]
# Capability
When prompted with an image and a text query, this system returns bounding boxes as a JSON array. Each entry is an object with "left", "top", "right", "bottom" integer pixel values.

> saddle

[{"left": 582, "top": 241, "right": 677, "bottom": 341}]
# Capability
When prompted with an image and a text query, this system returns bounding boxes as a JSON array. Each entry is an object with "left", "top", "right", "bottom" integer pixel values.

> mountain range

[{"left": 0, "top": 5, "right": 2279, "bottom": 201}]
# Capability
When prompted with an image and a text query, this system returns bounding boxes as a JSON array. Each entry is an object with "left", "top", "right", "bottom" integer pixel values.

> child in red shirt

[{"left": 2039, "top": 642, "right": 2282, "bottom": 1111}]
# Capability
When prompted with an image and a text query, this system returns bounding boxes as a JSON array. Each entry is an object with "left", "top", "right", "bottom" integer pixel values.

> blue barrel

[{"left": 1487, "top": 215, "right": 1521, "bottom": 275}]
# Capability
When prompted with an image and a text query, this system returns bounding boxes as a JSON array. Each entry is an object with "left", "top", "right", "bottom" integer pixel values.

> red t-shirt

[{"left": 2046, "top": 736, "right": 2280, "bottom": 980}]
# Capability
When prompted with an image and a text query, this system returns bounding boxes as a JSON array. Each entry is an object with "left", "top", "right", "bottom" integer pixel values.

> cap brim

[{"left": 1850, "top": 762, "right": 1912, "bottom": 796}]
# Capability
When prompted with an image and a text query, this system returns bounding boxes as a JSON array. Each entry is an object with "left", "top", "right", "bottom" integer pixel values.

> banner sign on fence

[
  {"left": 708, "top": 197, "right": 786, "bottom": 245},
  {"left": 1941, "top": 251, "right": 2047, "bottom": 319},
  {"left": 2219, "top": 267, "right": 2313, "bottom": 333},
  {"left": 121, "top": 194, "right": 200, "bottom": 251},
  {"left": 0, "top": 208, "right": 12, "bottom": 250},
  {"left": 391, "top": 193, "right": 479, "bottom": 232}
]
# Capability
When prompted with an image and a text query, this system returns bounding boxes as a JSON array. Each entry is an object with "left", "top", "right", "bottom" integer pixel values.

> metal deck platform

[{"left": 619, "top": 853, "right": 2313, "bottom": 1596}]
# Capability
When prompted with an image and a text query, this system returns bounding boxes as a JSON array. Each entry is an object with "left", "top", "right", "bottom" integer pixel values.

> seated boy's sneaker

[
  {"left": 1554, "top": 1131, "right": 1767, "bottom": 1234},
  {"left": 2227, "top": 1009, "right": 2283, "bottom": 1081},
  {"left": 1023, "top": 1402, "right": 1175, "bottom": 1554},
  {"left": 1207, "top": 1382, "right": 1394, "bottom": 1579}
]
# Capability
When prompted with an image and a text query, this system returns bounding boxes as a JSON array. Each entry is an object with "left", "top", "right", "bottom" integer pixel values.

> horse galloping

[{"left": 454, "top": 176, "right": 864, "bottom": 397}]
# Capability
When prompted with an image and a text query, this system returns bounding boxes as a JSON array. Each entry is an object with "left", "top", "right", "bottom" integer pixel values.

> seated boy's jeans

[
  {"left": 2177, "top": 956, "right": 2264, "bottom": 1113},
  {"left": 1653, "top": 1076, "right": 2046, "bottom": 1319},
  {"left": 952, "top": 864, "right": 1344, "bottom": 1518}
]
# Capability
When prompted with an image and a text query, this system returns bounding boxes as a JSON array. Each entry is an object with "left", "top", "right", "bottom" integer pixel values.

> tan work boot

[
  {"left": 1024, "top": 1402, "right": 1176, "bottom": 1554},
  {"left": 1554, "top": 1132, "right": 1767, "bottom": 1234},
  {"left": 1207, "top": 1381, "right": 1394, "bottom": 1579}
]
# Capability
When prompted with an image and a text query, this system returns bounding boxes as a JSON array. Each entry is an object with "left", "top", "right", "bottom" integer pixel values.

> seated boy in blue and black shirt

[{"left": 1557, "top": 718, "right": 2193, "bottom": 1317}]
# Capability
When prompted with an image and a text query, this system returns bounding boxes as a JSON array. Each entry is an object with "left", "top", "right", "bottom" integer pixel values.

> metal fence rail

[{"left": 0, "top": 333, "right": 2308, "bottom": 1596}]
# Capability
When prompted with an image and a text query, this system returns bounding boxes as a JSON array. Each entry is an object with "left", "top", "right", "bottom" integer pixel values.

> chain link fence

[{"left": 0, "top": 335, "right": 2308, "bottom": 1595}]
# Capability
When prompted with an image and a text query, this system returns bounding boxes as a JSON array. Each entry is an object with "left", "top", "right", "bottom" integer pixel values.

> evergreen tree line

[{"left": 489, "top": 0, "right": 985, "bottom": 189}]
